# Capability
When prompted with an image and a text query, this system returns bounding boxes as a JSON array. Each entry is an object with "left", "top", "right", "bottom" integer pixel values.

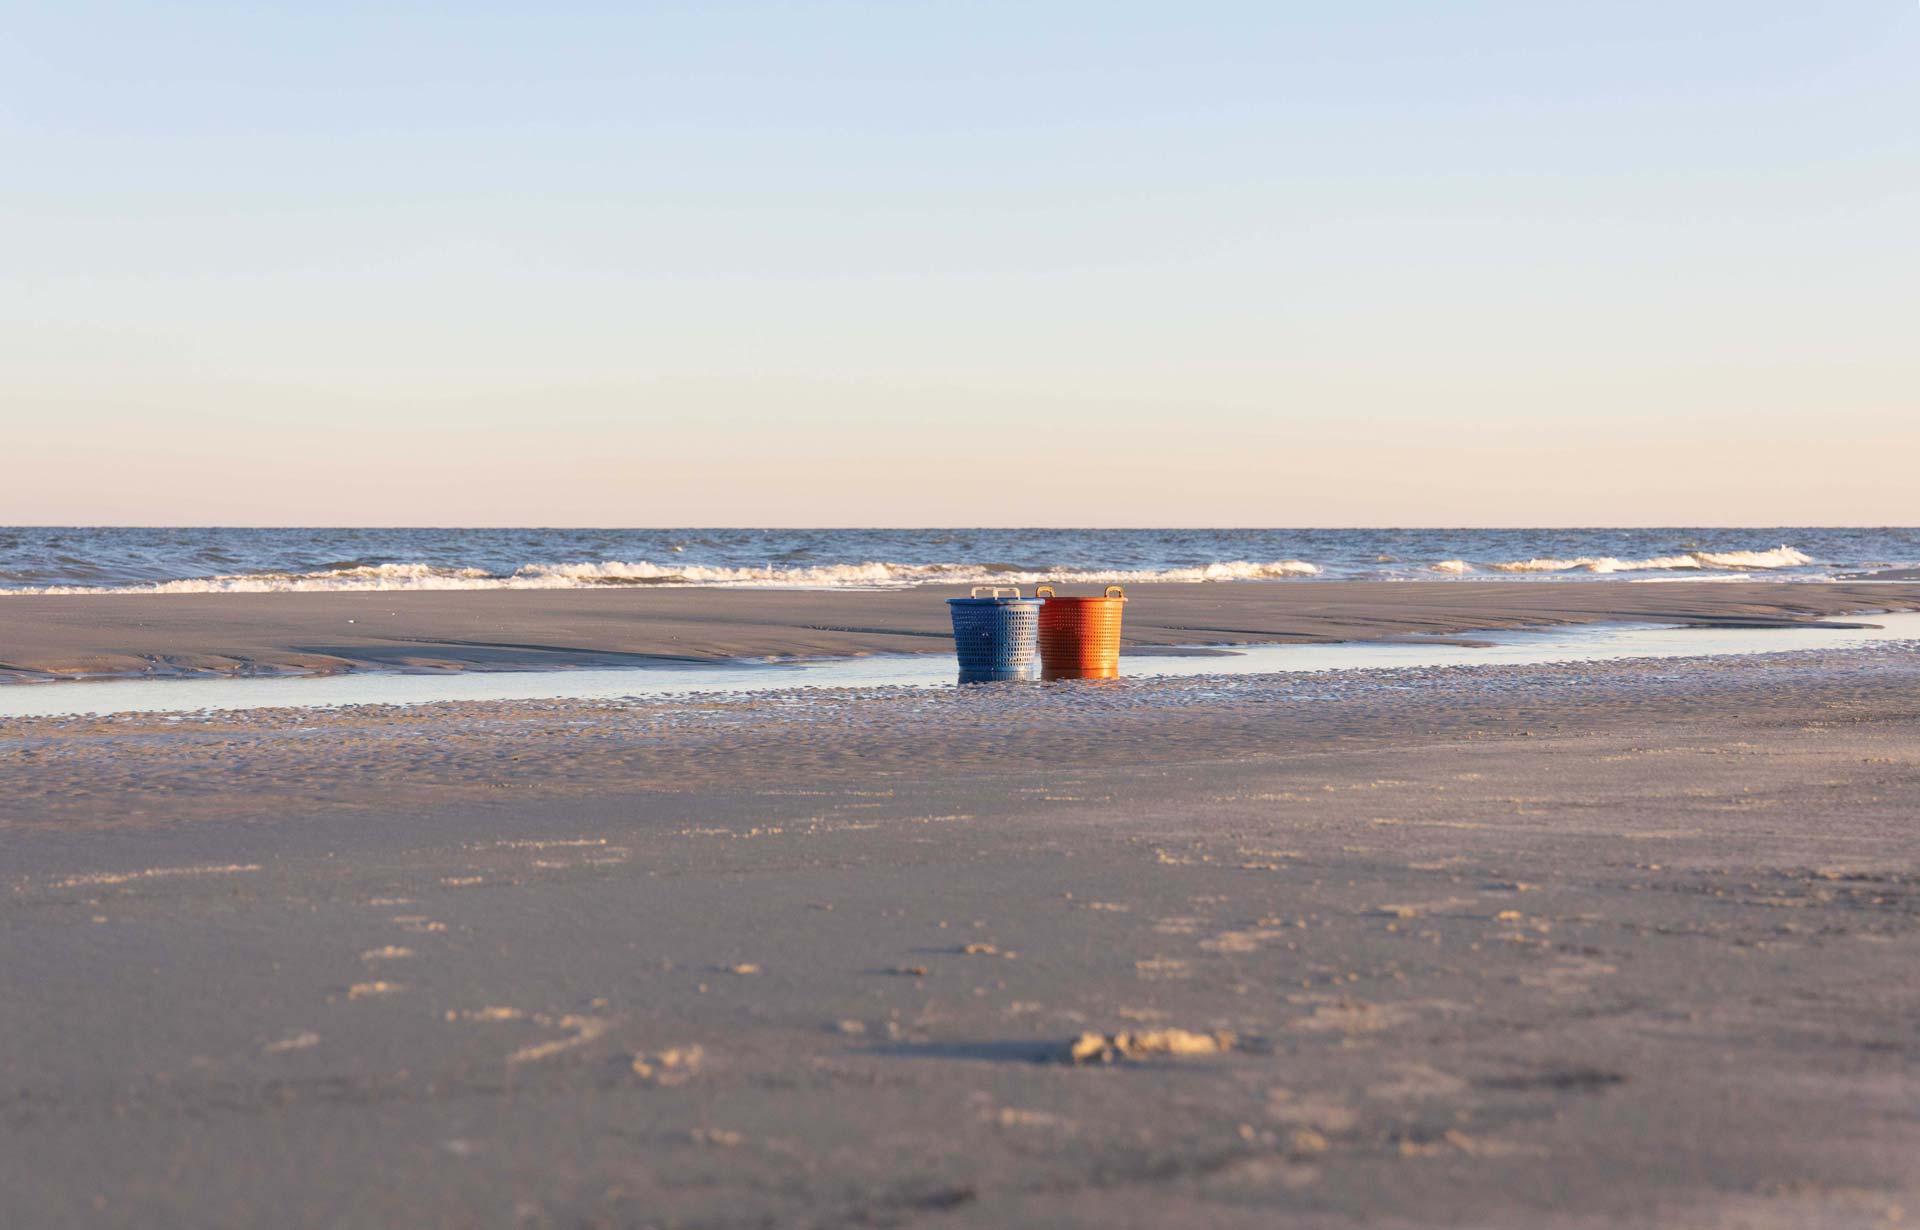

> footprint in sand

[
  {"left": 1515, "top": 954, "right": 1617, "bottom": 996},
  {"left": 444, "top": 1005, "right": 625, "bottom": 1067},
  {"left": 263, "top": 1031, "right": 320, "bottom": 1054},
  {"left": 1267, "top": 1089, "right": 1359, "bottom": 1132},
  {"left": 1200, "top": 927, "right": 1287, "bottom": 953},
  {"left": 447, "top": 1005, "right": 525, "bottom": 1023},
  {"left": 1365, "top": 1063, "right": 1469, "bottom": 1101},
  {"left": 1135, "top": 957, "right": 1192, "bottom": 981},
  {"left": 1285, "top": 996, "right": 1411, "bottom": 1034},
  {"left": 505, "top": 1014, "right": 610, "bottom": 1065}
]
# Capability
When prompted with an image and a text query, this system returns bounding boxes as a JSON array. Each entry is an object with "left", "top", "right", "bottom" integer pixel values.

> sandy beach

[
  {"left": 4, "top": 582, "right": 1918, "bottom": 1227},
  {"left": 5, "top": 579, "right": 1919, "bottom": 680},
  {"left": 14, "top": 0, "right": 1919, "bottom": 1219}
]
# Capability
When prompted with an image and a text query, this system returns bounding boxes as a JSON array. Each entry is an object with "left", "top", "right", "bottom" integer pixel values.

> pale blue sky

[{"left": 3, "top": 2, "right": 1915, "bottom": 525}]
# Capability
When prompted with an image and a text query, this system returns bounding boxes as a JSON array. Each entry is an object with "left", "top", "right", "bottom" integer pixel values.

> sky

[{"left": 2, "top": 1, "right": 1915, "bottom": 527}]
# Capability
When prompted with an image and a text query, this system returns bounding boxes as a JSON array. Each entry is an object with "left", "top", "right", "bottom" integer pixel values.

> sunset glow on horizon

[{"left": 4, "top": 2, "right": 1915, "bottom": 527}]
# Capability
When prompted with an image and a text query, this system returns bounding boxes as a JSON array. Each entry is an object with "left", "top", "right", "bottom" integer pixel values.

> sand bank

[{"left": 4, "top": 579, "right": 1918, "bottom": 680}]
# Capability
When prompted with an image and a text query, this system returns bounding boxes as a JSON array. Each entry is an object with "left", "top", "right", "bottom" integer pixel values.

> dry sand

[
  {"left": 3, "top": 602, "right": 1918, "bottom": 1226},
  {"left": 3, "top": 579, "right": 1918, "bottom": 679}
]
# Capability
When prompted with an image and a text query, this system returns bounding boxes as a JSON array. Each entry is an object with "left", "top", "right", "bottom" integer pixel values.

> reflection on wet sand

[{"left": 1042, "top": 665, "right": 1122, "bottom": 682}]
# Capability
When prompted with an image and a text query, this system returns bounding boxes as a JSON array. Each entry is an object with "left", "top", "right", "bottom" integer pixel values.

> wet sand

[
  {"left": 4, "top": 639, "right": 1919, "bottom": 1227},
  {"left": 4, "top": 579, "right": 1919, "bottom": 679}
]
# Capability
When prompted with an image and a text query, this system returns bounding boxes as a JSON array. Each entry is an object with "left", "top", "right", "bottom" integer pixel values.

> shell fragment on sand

[{"left": 1065, "top": 1028, "right": 1237, "bottom": 1064}]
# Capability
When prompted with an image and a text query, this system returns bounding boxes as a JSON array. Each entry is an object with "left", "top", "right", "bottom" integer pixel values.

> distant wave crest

[
  {"left": 1486, "top": 546, "right": 1813, "bottom": 575},
  {"left": 6, "top": 557, "right": 1325, "bottom": 595}
]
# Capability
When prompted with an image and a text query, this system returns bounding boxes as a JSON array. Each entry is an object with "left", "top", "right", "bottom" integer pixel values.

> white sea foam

[
  {"left": 1486, "top": 546, "right": 1813, "bottom": 575},
  {"left": 1429, "top": 559, "right": 1474, "bottom": 574},
  {"left": 1690, "top": 547, "right": 1817, "bottom": 570},
  {"left": 7, "top": 558, "right": 1325, "bottom": 595}
]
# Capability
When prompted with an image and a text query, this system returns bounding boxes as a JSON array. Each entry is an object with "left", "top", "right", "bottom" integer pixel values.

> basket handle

[
  {"left": 1105, "top": 585, "right": 1126, "bottom": 599},
  {"left": 1035, "top": 585, "right": 1056, "bottom": 598},
  {"left": 969, "top": 585, "right": 1022, "bottom": 599}
]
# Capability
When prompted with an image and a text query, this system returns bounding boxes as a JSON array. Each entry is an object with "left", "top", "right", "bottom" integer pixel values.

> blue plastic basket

[{"left": 947, "top": 586, "right": 1041, "bottom": 683}]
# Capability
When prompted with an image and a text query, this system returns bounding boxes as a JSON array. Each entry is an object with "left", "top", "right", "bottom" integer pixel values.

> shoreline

[
  {"left": 5, "top": 614, "right": 1920, "bottom": 724},
  {"left": 4, "top": 579, "right": 1918, "bottom": 683}
]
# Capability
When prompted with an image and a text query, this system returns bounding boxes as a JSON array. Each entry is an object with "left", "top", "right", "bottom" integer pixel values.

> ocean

[{"left": 1, "top": 527, "right": 1914, "bottom": 594}]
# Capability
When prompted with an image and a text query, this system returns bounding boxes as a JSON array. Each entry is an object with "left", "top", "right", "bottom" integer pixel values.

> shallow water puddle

[{"left": 3, "top": 613, "right": 1918, "bottom": 719}]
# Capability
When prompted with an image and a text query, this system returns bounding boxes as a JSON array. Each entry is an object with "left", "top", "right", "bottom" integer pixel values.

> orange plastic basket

[{"left": 1035, "top": 585, "right": 1126, "bottom": 680}]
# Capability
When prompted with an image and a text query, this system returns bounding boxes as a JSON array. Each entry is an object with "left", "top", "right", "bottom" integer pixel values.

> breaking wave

[
  {"left": 7, "top": 557, "right": 1326, "bottom": 595},
  {"left": 1485, "top": 546, "right": 1814, "bottom": 575},
  {"left": 0, "top": 537, "right": 1851, "bottom": 595}
]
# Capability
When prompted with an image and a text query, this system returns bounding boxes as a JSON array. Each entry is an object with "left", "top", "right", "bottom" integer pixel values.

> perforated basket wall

[
  {"left": 1038, "top": 595, "right": 1126, "bottom": 674},
  {"left": 948, "top": 599, "right": 1040, "bottom": 681}
]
